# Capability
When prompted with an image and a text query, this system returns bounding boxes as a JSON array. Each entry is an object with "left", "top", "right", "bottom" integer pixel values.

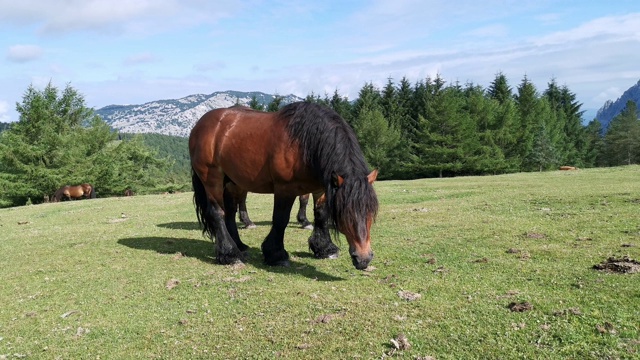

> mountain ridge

[
  {"left": 595, "top": 79, "right": 640, "bottom": 131},
  {"left": 95, "top": 91, "right": 303, "bottom": 137}
]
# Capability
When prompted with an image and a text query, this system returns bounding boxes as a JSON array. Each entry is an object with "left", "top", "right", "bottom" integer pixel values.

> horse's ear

[
  {"left": 331, "top": 172, "right": 344, "bottom": 188},
  {"left": 367, "top": 169, "right": 379, "bottom": 184}
]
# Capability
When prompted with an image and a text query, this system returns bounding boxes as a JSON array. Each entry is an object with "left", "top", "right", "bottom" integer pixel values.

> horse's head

[{"left": 332, "top": 169, "right": 378, "bottom": 270}]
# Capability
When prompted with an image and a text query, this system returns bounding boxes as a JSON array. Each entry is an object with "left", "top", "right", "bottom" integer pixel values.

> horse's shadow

[
  {"left": 117, "top": 236, "right": 344, "bottom": 281},
  {"left": 157, "top": 221, "right": 273, "bottom": 231}
]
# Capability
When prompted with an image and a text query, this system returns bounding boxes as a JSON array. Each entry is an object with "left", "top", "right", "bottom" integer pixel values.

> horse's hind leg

[
  {"left": 261, "top": 195, "right": 296, "bottom": 267},
  {"left": 308, "top": 192, "right": 340, "bottom": 259},
  {"left": 236, "top": 190, "right": 256, "bottom": 229},
  {"left": 192, "top": 170, "right": 245, "bottom": 265},
  {"left": 296, "top": 194, "right": 313, "bottom": 230},
  {"left": 223, "top": 183, "right": 249, "bottom": 252}
]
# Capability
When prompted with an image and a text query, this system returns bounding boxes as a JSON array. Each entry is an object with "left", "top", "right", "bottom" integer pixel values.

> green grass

[{"left": 1, "top": 166, "right": 639, "bottom": 359}]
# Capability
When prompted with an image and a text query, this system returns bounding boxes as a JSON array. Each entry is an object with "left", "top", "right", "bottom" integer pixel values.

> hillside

[
  {"left": 96, "top": 91, "right": 303, "bottom": 137},
  {"left": 120, "top": 132, "right": 190, "bottom": 176},
  {"left": 0, "top": 122, "right": 10, "bottom": 133},
  {"left": 596, "top": 79, "right": 640, "bottom": 131}
]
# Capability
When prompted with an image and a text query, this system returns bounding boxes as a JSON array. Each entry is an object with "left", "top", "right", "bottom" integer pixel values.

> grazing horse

[
  {"left": 124, "top": 189, "right": 135, "bottom": 196},
  {"left": 52, "top": 183, "right": 96, "bottom": 202},
  {"left": 190, "top": 102, "right": 378, "bottom": 270},
  {"left": 237, "top": 193, "right": 313, "bottom": 230}
]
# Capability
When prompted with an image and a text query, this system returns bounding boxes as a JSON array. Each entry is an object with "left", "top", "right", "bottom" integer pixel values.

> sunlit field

[{"left": 1, "top": 166, "right": 639, "bottom": 359}]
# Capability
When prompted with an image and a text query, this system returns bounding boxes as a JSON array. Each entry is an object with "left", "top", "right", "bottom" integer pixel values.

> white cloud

[
  {"left": 6, "top": 44, "right": 43, "bottom": 62},
  {"left": 532, "top": 13, "right": 640, "bottom": 46},
  {"left": 0, "top": 0, "right": 238, "bottom": 35}
]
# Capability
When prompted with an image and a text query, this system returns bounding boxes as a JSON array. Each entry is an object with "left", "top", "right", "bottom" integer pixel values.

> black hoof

[
  {"left": 217, "top": 255, "right": 243, "bottom": 265},
  {"left": 269, "top": 259, "right": 290, "bottom": 267},
  {"left": 217, "top": 249, "right": 247, "bottom": 265}
]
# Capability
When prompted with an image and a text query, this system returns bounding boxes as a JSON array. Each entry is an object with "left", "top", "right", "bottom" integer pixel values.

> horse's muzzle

[{"left": 351, "top": 251, "right": 373, "bottom": 270}]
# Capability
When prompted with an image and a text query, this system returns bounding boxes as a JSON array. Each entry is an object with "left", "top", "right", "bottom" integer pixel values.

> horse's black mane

[{"left": 279, "top": 101, "right": 378, "bottom": 236}]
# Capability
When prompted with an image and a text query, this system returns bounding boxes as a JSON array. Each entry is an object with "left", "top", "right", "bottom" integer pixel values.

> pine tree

[
  {"left": 248, "top": 95, "right": 264, "bottom": 111},
  {"left": 515, "top": 75, "right": 540, "bottom": 169},
  {"left": 351, "top": 82, "right": 400, "bottom": 178},
  {"left": 267, "top": 95, "right": 284, "bottom": 112},
  {"left": 584, "top": 119, "right": 605, "bottom": 167},
  {"left": 411, "top": 77, "right": 474, "bottom": 177},
  {"left": 559, "top": 85, "right": 587, "bottom": 166},
  {"left": 329, "top": 89, "right": 353, "bottom": 124},
  {"left": 542, "top": 78, "right": 569, "bottom": 164},
  {"left": 487, "top": 71, "right": 513, "bottom": 104},
  {"left": 604, "top": 100, "right": 640, "bottom": 165},
  {"left": 464, "top": 83, "right": 508, "bottom": 173}
]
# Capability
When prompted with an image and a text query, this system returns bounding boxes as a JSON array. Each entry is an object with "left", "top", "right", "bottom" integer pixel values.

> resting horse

[
  {"left": 236, "top": 193, "right": 313, "bottom": 230},
  {"left": 52, "top": 183, "right": 96, "bottom": 202},
  {"left": 190, "top": 102, "right": 378, "bottom": 270}
]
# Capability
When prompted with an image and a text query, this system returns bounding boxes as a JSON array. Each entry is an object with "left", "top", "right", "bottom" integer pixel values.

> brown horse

[
  {"left": 124, "top": 189, "right": 135, "bottom": 196},
  {"left": 237, "top": 193, "right": 313, "bottom": 230},
  {"left": 190, "top": 102, "right": 378, "bottom": 270},
  {"left": 52, "top": 183, "right": 96, "bottom": 202}
]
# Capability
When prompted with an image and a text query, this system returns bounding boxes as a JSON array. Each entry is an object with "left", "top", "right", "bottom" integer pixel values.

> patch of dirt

[
  {"left": 166, "top": 278, "right": 180, "bottom": 290},
  {"left": 313, "top": 312, "right": 345, "bottom": 324},
  {"left": 593, "top": 256, "right": 640, "bottom": 274},
  {"left": 397, "top": 290, "right": 422, "bottom": 301},
  {"left": 526, "top": 232, "right": 546, "bottom": 239},
  {"left": 472, "top": 257, "right": 489, "bottom": 263},
  {"left": 553, "top": 307, "right": 582, "bottom": 316},
  {"left": 390, "top": 333, "right": 411, "bottom": 350},
  {"left": 506, "top": 248, "right": 521, "bottom": 254},
  {"left": 596, "top": 322, "right": 617, "bottom": 334},
  {"left": 508, "top": 301, "right": 533, "bottom": 312}
]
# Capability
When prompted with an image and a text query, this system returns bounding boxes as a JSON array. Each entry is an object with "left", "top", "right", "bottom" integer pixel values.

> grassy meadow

[{"left": 1, "top": 166, "right": 639, "bottom": 359}]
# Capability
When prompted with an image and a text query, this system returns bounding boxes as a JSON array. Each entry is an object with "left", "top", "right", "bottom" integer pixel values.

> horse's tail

[{"left": 192, "top": 168, "right": 216, "bottom": 241}]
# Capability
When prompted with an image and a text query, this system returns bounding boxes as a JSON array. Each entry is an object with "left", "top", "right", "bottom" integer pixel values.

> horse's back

[{"left": 190, "top": 106, "right": 316, "bottom": 194}]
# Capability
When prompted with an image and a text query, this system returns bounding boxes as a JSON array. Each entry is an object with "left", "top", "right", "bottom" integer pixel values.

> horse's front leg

[
  {"left": 308, "top": 192, "right": 340, "bottom": 259},
  {"left": 261, "top": 195, "right": 296, "bottom": 267}
]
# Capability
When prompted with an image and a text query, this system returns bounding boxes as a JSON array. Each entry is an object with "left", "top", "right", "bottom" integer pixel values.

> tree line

[
  {"left": 257, "top": 73, "right": 638, "bottom": 179},
  {"left": 1, "top": 74, "right": 638, "bottom": 208}
]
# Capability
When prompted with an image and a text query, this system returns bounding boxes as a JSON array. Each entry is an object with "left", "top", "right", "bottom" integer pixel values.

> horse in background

[
  {"left": 236, "top": 193, "right": 313, "bottom": 230},
  {"left": 124, "top": 189, "right": 135, "bottom": 196},
  {"left": 190, "top": 101, "right": 378, "bottom": 270},
  {"left": 52, "top": 183, "right": 96, "bottom": 202}
]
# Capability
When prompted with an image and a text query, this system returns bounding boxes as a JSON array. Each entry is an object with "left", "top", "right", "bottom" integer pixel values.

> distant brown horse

[
  {"left": 190, "top": 102, "right": 378, "bottom": 270},
  {"left": 52, "top": 183, "right": 96, "bottom": 202},
  {"left": 124, "top": 189, "right": 134, "bottom": 196}
]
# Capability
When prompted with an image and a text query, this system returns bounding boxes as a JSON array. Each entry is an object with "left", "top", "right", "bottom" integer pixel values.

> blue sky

[{"left": 1, "top": 0, "right": 639, "bottom": 122}]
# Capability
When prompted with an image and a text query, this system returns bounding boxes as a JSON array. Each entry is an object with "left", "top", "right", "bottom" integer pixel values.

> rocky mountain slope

[
  {"left": 95, "top": 91, "right": 303, "bottom": 137},
  {"left": 596, "top": 79, "right": 640, "bottom": 131}
]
